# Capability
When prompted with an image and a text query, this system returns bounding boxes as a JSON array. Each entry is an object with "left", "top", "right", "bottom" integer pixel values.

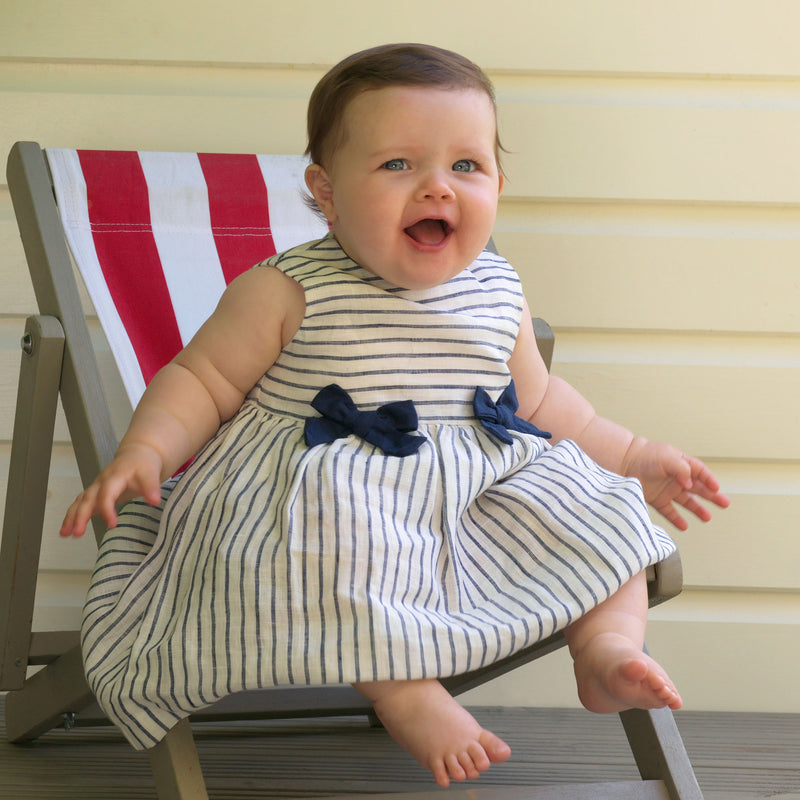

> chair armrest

[
  {"left": 533, "top": 316, "right": 555, "bottom": 371},
  {"left": 647, "top": 550, "right": 683, "bottom": 607}
]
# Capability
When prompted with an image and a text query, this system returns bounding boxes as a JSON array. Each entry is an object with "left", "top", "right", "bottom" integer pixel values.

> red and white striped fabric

[{"left": 47, "top": 149, "right": 328, "bottom": 408}]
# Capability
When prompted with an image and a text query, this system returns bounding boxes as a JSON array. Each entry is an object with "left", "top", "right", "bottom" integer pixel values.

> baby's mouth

[{"left": 404, "top": 218, "right": 452, "bottom": 246}]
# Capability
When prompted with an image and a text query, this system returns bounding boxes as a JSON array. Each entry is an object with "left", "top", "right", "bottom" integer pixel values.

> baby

[{"left": 65, "top": 44, "right": 728, "bottom": 788}]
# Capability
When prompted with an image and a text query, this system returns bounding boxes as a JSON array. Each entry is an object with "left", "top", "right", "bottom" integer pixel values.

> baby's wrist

[{"left": 620, "top": 435, "right": 649, "bottom": 478}]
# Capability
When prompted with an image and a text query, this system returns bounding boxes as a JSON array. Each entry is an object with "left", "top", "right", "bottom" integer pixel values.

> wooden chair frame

[{"left": 1, "top": 140, "right": 703, "bottom": 799}]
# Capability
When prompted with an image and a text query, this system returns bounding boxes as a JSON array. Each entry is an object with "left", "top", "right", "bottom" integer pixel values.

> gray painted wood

[{"left": 2, "top": 704, "right": 798, "bottom": 799}]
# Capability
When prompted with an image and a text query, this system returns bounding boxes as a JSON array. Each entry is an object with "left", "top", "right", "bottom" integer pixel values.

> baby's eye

[
  {"left": 452, "top": 159, "right": 478, "bottom": 173},
  {"left": 383, "top": 159, "right": 409, "bottom": 171}
]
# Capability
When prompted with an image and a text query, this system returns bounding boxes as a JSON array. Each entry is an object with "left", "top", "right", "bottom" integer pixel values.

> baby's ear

[{"left": 305, "top": 164, "right": 336, "bottom": 223}]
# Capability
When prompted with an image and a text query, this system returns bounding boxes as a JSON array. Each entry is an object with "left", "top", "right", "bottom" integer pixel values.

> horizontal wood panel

[
  {"left": 0, "top": 443, "right": 99, "bottom": 571},
  {"left": 464, "top": 610, "right": 800, "bottom": 712},
  {"left": 668, "top": 494, "right": 800, "bottom": 590},
  {"left": 0, "top": 92, "right": 309, "bottom": 168},
  {"left": 500, "top": 102, "right": 800, "bottom": 204},
  {"left": 0, "top": 199, "right": 39, "bottom": 315},
  {"left": 0, "top": 318, "right": 130, "bottom": 444},
  {"left": 552, "top": 360, "right": 800, "bottom": 461},
  {"left": 553, "top": 331, "right": 800, "bottom": 369},
  {"left": 6, "top": 0, "right": 800, "bottom": 77},
  {"left": 6, "top": 67, "right": 800, "bottom": 204},
  {"left": 496, "top": 229, "right": 800, "bottom": 334}
]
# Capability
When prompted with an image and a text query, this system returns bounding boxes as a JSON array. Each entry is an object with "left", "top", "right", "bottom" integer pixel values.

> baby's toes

[
  {"left": 430, "top": 757, "right": 451, "bottom": 788},
  {"left": 444, "top": 752, "right": 469, "bottom": 782},
  {"left": 466, "top": 741, "right": 491, "bottom": 774},
  {"left": 661, "top": 683, "right": 683, "bottom": 709},
  {"left": 646, "top": 670, "right": 682, "bottom": 708},
  {"left": 479, "top": 730, "right": 512, "bottom": 763}
]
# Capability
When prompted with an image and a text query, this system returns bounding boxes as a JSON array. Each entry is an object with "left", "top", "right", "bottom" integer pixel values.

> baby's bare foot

[
  {"left": 573, "top": 632, "right": 683, "bottom": 714},
  {"left": 360, "top": 679, "right": 511, "bottom": 787}
]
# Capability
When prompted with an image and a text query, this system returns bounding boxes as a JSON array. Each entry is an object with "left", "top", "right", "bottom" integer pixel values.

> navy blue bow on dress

[
  {"left": 305, "top": 384, "right": 426, "bottom": 456},
  {"left": 474, "top": 382, "right": 551, "bottom": 444}
]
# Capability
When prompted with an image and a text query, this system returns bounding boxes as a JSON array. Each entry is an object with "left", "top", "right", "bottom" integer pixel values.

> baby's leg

[
  {"left": 353, "top": 678, "right": 511, "bottom": 787},
  {"left": 564, "top": 571, "right": 682, "bottom": 713}
]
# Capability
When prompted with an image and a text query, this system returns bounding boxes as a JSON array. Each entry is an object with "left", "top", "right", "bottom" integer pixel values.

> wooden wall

[{"left": 1, "top": 0, "right": 798, "bottom": 712}]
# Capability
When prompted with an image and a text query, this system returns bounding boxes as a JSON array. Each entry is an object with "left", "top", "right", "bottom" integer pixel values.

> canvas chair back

[{"left": 47, "top": 149, "right": 328, "bottom": 408}]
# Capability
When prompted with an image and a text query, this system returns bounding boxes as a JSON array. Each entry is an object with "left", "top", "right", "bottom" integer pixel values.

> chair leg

[
  {"left": 148, "top": 718, "right": 209, "bottom": 800},
  {"left": 4, "top": 644, "right": 95, "bottom": 743},
  {"left": 619, "top": 706, "right": 704, "bottom": 800},
  {"left": 0, "top": 315, "right": 65, "bottom": 690}
]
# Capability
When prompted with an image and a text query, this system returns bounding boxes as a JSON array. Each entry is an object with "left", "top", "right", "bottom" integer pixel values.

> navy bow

[
  {"left": 474, "top": 382, "right": 551, "bottom": 444},
  {"left": 305, "top": 384, "right": 425, "bottom": 456}
]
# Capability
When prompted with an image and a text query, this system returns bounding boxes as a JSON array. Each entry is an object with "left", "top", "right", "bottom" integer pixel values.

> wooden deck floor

[{"left": 2, "top": 701, "right": 798, "bottom": 799}]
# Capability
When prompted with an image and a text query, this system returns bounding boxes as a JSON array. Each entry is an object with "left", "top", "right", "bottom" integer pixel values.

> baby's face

[{"left": 306, "top": 85, "right": 503, "bottom": 290}]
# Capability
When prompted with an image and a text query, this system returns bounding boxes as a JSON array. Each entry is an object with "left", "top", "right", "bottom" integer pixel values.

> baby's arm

[
  {"left": 508, "top": 300, "right": 729, "bottom": 528},
  {"left": 61, "top": 266, "right": 304, "bottom": 537}
]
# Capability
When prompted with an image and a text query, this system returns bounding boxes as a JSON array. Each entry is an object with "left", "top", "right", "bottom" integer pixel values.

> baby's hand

[
  {"left": 624, "top": 440, "right": 730, "bottom": 531},
  {"left": 60, "top": 443, "right": 164, "bottom": 538}
]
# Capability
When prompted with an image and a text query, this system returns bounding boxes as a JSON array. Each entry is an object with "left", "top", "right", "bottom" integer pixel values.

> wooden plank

[
  {"left": 5, "top": 0, "right": 800, "bottom": 76},
  {"left": 459, "top": 611, "right": 800, "bottom": 713},
  {"left": 0, "top": 316, "right": 65, "bottom": 689},
  {"left": 1, "top": 203, "right": 96, "bottom": 317},
  {"left": 3, "top": 645, "right": 94, "bottom": 743},
  {"left": 27, "top": 630, "right": 81, "bottom": 664},
  {"left": 1, "top": 705, "right": 798, "bottom": 798},
  {"left": 148, "top": 719, "right": 209, "bottom": 800},
  {"left": 0, "top": 196, "right": 38, "bottom": 315},
  {"left": 554, "top": 361, "right": 800, "bottom": 462},
  {"left": 324, "top": 782, "right": 670, "bottom": 799},
  {"left": 670, "top": 493, "right": 800, "bottom": 589},
  {"left": 1, "top": 325, "right": 131, "bottom": 447},
  {"left": 6, "top": 69, "right": 800, "bottom": 205},
  {"left": 497, "top": 229, "right": 800, "bottom": 334},
  {"left": 500, "top": 102, "right": 800, "bottom": 204},
  {"left": 0, "top": 90, "right": 309, "bottom": 171}
]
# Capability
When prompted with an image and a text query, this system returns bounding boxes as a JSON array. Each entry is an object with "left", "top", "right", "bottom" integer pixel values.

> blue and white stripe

[{"left": 82, "top": 234, "right": 675, "bottom": 749}]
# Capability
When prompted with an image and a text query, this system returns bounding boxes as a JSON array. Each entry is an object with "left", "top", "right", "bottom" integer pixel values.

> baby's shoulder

[{"left": 257, "top": 234, "right": 341, "bottom": 276}]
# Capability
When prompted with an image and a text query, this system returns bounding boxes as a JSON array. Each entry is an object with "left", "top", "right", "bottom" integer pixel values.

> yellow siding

[{"left": 1, "top": 1, "right": 798, "bottom": 713}]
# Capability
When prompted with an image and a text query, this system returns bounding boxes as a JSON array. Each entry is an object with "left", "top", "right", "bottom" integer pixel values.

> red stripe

[
  {"left": 198, "top": 152, "right": 277, "bottom": 284},
  {"left": 78, "top": 150, "right": 183, "bottom": 386}
]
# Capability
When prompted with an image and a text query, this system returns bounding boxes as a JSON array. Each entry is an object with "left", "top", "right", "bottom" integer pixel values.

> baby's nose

[{"left": 419, "top": 170, "right": 455, "bottom": 200}]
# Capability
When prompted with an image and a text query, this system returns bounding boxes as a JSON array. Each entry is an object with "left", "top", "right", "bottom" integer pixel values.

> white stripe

[
  {"left": 46, "top": 148, "right": 146, "bottom": 406},
  {"left": 137, "top": 151, "right": 227, "bottom": 347},
  {"left": 256, "top": 154, "right": 328, "bottom": 252}
]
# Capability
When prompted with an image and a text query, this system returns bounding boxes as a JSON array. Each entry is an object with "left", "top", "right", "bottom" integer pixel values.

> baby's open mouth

[{"left": 404, "top": 218, "right": 452, "bottom": 246}]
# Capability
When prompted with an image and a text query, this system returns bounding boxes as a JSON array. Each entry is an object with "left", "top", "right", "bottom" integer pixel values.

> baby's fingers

[
  {"left": 59, "top": 502, "right": 84, "bottom": 538},
  {"left": 60, "top": 489, "right": 108, "bottom": 538},
  {"left": 61, "top": 477, "right": 126, "bottom": 538},
  {"left": 656, "top": 485, "right": 729, "bottom": 532},
  {"left": 678, "top": 492, "right": 713, "bottom": 524},
  {"left": 685, "top": 457, "right": 731, "bottom": 510},
  {"left": 136, "top": 473, "right": 164, "bottom": 508},
  {"left": 656, "top": 499, "right": 689, "bottom": 532}
]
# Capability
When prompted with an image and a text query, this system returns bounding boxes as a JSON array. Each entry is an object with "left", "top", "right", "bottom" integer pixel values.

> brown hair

[{"left": 305, "top": 43, "right": 504, "bottom": 170}]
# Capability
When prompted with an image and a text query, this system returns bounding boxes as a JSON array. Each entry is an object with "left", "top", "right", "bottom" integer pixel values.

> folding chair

[{"left": 1, "top": 140, "right": 703, "bottom": 800}]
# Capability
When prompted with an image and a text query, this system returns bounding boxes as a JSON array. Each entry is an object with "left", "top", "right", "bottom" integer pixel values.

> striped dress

[{"left": 81, "top": 234, "right": 676, "bottom": 750}]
